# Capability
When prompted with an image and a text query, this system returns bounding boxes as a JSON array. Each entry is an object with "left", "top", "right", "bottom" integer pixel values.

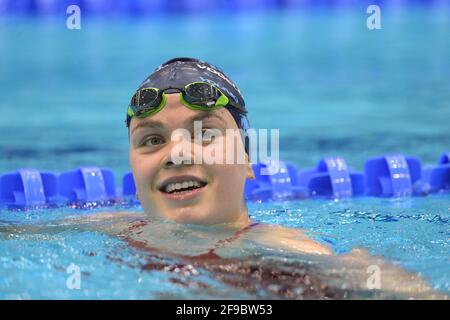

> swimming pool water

[
  {"left": 1, "top": 8, "right": 449, "bottom": 177},
  {"left": 0, "top": 6, "right": 449, "bottom": 298},
  {"left": 0, "top": 195, "right": 448, "bottom": 299}
]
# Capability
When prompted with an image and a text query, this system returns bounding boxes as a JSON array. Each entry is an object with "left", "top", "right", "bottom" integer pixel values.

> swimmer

[
  {"left": 76, "top": 57, "right": 445, "bottom": 298},
  {"left": 1, "top": 57, "right": 445, "bottom": 299},
  {"left": 120, "top": 57, "right": 331, "bottom": 255},
  {"left": 89, "top": 57, "right": 446, "bottom": 298}
]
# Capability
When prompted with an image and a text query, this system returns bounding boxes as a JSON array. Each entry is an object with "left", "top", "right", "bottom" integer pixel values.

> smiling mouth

[{"left": 159, "top": 177, "right": 208, "bottom": 195}]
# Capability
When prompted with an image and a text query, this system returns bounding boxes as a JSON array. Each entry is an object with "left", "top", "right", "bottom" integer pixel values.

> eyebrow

[
  {"left": 130, "top": 112, "right": 227, "bottom": 136},
  {"left": 190, "top": 112, "right": 227, "bottom": 124},
  {"left": 130, "top": 120, "right": 165, "bottom": 136}
]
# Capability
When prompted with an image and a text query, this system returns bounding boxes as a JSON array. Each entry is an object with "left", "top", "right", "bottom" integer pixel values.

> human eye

[
  {"left": 198, "top": 120, "right": 225, "bottom": 135},
  {"left": 201, "top": 127, "right": 212, "bottom": 135},
  {"left": 141, "top": 135, "right": 165, "bottom": 147},
  {"left": 192, "top": 126, "right": 209, "bottom": 140},
  {"left": 201, "top": 127, "right": 224, "bottom": 145}
]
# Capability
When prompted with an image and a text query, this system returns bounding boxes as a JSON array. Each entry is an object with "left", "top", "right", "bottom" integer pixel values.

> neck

[{"left": 217, "top": 206, "right": 251, "bottom": 231}]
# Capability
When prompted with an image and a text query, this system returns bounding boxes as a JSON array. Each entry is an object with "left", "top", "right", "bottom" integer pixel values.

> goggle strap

[
  {"left": 127, "top": 105, "right": 135, "bottom": 117},
  {"left": 215, "top": 94, "right": 229, "bottom": 107}
]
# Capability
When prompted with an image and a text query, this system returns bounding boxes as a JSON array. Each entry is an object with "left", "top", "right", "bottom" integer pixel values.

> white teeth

[{"left": 164, "top": 180, "right": 203, "bottom": 193}]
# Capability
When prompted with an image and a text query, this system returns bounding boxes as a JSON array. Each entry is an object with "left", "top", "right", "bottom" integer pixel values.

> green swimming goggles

[{"left": 127, "top": 82, "right": 246, "bottom": 119}]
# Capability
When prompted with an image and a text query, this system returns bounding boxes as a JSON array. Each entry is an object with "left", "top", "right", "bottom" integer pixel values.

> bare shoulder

[{"left": 245, "top": 223, "right": 333, "bottom": 256}]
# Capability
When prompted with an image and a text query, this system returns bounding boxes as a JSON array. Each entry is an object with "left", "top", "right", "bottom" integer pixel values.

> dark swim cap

[{"left": 125, "top": 57, "right": 250, "bottom": 153}]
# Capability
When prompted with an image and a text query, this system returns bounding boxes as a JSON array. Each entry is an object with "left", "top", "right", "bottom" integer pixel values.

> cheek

[
  {"left": 211, "top": 164, "right": 247, "bottom": 200},
  {"left": 130, "top": 153, "right": 157, "bottom": 191}
]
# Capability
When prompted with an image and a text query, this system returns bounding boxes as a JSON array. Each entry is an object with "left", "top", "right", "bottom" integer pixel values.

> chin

[{"left": 169, "top": 207, "right": 211, "bottom": 225}]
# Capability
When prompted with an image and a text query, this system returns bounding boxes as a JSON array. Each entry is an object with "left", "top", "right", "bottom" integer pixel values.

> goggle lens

[
  {"left": 131, "top": 88, "right": 160, "bottom": 117},
  {"left": 139, "top": 88, "right": 158, "bottom": 106},
  {"left": 186, "top": 83, "right": 218, "bottom": 104}
]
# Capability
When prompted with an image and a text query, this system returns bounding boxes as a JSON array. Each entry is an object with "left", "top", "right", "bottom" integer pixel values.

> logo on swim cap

[{"left": 195, "top": 63, "right": 243, "bottom": 97}]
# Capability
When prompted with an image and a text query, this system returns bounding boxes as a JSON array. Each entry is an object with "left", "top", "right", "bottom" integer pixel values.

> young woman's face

[{"left": 129, "top": 93, "right": 252, "bottom": 225}]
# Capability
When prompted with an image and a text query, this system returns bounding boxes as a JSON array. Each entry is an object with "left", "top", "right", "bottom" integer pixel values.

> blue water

[
  {"left": 0, "top": 196, "right": 448, "bottom": 299},
  {"left": 0, "top": 7, "right": 449, "bottom": 298}
]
